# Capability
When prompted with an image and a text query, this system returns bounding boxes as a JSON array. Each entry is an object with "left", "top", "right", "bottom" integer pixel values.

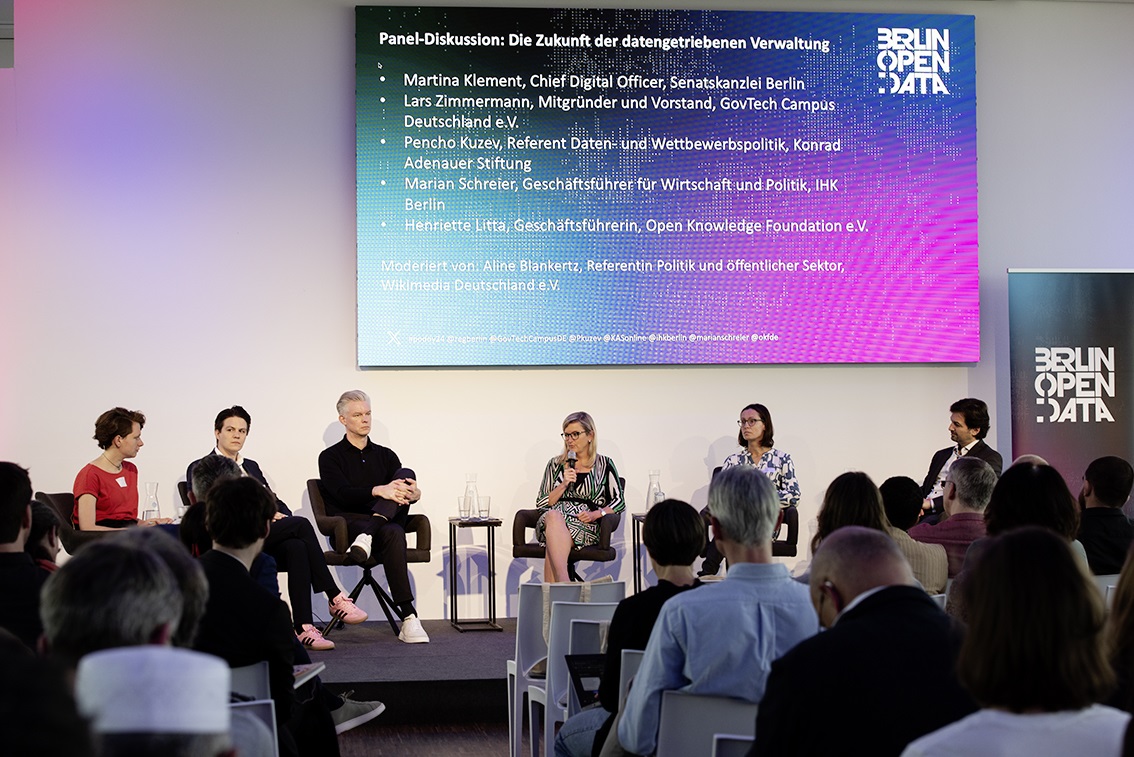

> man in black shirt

[
  {"left": 317, "top": 390, "right": 428, "bottom": 643},
  {"left": 1077, "top": 455, "right": 1134, "bottom": 575}
]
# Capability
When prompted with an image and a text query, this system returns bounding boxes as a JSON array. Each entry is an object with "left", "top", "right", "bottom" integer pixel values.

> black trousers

[
  {"left": 338, "top": 504, "right": 414, "bottom": 611},
  {"left": 263, "top": 515, "right": 339, "bottom": 629}
]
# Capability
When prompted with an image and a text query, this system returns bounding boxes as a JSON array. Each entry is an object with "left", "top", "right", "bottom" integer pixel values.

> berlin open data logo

[
  {"left": 876, "top": 27, "right": 952, "bottom": 95},
  {"left": 1033, "top": 347, "right": 1116, "bottom": 424}
]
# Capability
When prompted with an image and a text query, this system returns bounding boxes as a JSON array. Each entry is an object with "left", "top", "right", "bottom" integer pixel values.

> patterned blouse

[
  {"left": 535, "top": 454, "right": 625, "bottom": 547},
  {"left": 721, "top": 447, "right": 801, "bottom": 506}
]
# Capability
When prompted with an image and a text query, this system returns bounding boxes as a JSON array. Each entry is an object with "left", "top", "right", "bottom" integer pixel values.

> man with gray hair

[
  {"left": 752, "top": 526, "right": 976, "bottom": 756},
  {"left": 617, "top": 465, "right": 818, "bottom": 755},
  {"left": 910, "top": 456, "right": 997, "bottom": 576},
  {"left": 40, "top": 539, "right": 183, "bottom": 669},
  {"left": 317, "top": 389, "right": 428, "bottom": 643}
]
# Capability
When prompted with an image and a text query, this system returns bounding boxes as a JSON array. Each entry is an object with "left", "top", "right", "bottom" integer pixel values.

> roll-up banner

[{"left": 1008, "top": 270, "right": 1134, "bottom": 501}]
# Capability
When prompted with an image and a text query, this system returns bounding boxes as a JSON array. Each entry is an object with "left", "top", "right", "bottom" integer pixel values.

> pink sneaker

[
  {"left": 330, "top": 594, "right": 368, "bottom": 625},
  {"left": 297, "top": 625, "right": 335, "bottom": 651}
]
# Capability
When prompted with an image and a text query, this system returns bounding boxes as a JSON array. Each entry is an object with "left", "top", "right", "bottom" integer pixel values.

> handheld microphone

[{"left": 566, "top": 451, "right": 577, "bottom": 492}]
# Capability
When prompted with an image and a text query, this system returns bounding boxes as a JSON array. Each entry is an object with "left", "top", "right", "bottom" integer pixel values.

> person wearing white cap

[{"left": 75, "top": 646, "right": 234, "bottom": 756}]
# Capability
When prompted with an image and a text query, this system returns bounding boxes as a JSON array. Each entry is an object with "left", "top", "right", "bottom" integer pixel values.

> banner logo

[
  {"left": 1034, "top": 347, "right": 1115, "bottom": 423},
  {"left": 877, "top": 27, "right": 951, "bottom": 95}
]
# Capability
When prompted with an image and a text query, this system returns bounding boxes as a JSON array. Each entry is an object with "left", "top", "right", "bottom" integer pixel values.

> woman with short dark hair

[{"left": 902, "top": 527, "right": 1128, "bottom": 756}]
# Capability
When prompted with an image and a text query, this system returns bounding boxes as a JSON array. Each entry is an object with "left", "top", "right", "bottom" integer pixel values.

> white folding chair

[
  {"left": 507, "top": 583, "right": 548, "bottom": 757},
  {"left": 528, "top": 601, "right": 619, "bottom": 757},
  {"left": 617, "top": 649, "right": 645, "bottom": 713},
  {"left": 655, "top": 690, "right": 757, "bottom": 757},
  {"left": 565, "top": 618, "right": 607, "bottom": 717},
  {"left": 711, "top": 733, "right": 755, "bottom": 757},
  {"left": 930, "top": 593, "right": 946, "bottom": 608},
  {"left": 231, "top": 661, "right": 270, "bottom": 700},
  {"left": 230, "top": 699, "right": 279, "bottom": 757},
  {"left": 1094, "top": 573, "right": 1121, "bottom": 606}
]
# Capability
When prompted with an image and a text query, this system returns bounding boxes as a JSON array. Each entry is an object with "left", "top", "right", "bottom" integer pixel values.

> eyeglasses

[
  {"left": 737, "top": 418, "right": 764, "bottom": 427},
  {"left": 562, "top": 431, "right": 587, "bottom": 440}
]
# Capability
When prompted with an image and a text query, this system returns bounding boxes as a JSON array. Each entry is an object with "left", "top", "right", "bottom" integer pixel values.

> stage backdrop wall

[
  {"left": 2, "top": 0, "right": 1133, "bottom": 620},
  {"left": 1009, "top": 270, "right": 1134, "bottom": 496}
]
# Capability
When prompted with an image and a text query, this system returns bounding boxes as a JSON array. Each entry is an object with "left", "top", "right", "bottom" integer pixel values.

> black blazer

[
  {"left": 186, "top": 453, "right": 291, "bottom": 515},
  {"left": 920, "top": 439, "right": 1004, "bottom": 504},
  {"left": 752, "top": 586, "right": 977, "bottom": 757}
]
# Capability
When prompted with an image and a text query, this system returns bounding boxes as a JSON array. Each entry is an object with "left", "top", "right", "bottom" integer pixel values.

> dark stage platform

[{"left": 311, "top": 618, "right": 516, "bottom": 726}]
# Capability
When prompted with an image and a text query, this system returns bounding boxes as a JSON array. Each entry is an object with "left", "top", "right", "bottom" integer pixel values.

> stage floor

[{"left": 311, "top": 618, "right": 516, "bottom": 725}]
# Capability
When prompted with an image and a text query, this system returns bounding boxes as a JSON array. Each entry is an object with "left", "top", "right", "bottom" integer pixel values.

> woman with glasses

[
  {"left": 701, "top": 403, "right": 800, "bottom": 575},
  {"left": 535, "top": 411, "right": 625, "bottom": 582}
]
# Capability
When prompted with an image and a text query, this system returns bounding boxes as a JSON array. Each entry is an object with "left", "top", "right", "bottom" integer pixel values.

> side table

[{"left": 448, "top": 517, "right": 504, "bottom": 631}]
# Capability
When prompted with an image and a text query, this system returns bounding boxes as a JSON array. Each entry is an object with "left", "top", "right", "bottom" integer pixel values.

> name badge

[{"left": 116, "top": 476, "right": 128, "bottom": 488}]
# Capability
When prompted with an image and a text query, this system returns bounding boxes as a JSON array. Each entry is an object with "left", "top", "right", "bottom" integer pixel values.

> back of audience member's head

[
  {"left": 810, "top": 526, "right": 916, "bottom": 628},
  {"left": 984, "top": 462, "right": 1079, "bottom": 540},
  {"left": 190, "top": 453, "right": 242, "bottom": 502},
  {"left": 26, "top": 500, "right": 62, "bottom": 564},
  {"left": 707, "top": 465, "right": 780, "bottom": 548},
  {"left": 1107, "top": 547, "right": 1134, "bottom": 711},
  {"left": 205, "top": 477, "right": 277, "bottom": 550},
  {"left": 643, "top": 499, "right": 706, "bottom": 566},
  {"left": 813, "top": 471, "right": 890, "bottom": 554},
  {"left": 947, "top": 456, "right": 998, "bottom": 512},
  {"left": 0, "top": 629, "right": 94, "bottom": 757},
  {"left": 879, "top": 476, "right": 923, "bottom": 531},
  {"left": 1084, "top": 456, "right": 1134, "bottom": 509},
  {"left": 0, "top": 461, "right": 33, "bottom": 543},
  {"left": 75, "top": 646, "right": 233, "bottom": 757},
  {"left": 40, "top": 539, "right": 182, "bottom": 669},
  {"left": 959, "top": 526, "right": 1111, "bottom": 712},
  {"left": 115, "top": 528, "right": 209, "bottom": 648}
]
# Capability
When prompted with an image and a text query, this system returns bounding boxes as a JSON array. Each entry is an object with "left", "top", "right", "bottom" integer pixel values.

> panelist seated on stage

[
  {"left": 317, "top": 389, "right": 429, "bottom": 644},
  {"left": 73, "top": 407, "right": 172, "bottom": 530},
  {"left": 920, "top": 398, "right": 1003, "bottom": 519},
  {"left": 534, "top": 411, "right": 625, "bottom": 584},
  {"left": 188, "top": 429, "right": 367, "bottom": 653},
  {"left": 701, "top": 402, "right": 799, "bottom": 576}
]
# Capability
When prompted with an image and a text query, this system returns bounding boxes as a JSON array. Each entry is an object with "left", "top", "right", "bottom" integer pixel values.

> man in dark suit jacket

[
  {"left": 920, "top": 398, "right": 1003, "bottom": 518},
  {"left": 751, "top": 527, "right": 976, "bottom": 757}
]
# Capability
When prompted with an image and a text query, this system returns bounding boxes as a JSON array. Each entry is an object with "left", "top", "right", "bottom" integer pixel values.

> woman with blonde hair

[{"left": 535, "top": 411, "right": 624, "bottom": 582}]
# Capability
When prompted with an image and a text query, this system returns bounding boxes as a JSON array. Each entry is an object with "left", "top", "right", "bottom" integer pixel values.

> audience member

[
  {"left": 26, "top": 499, "right": 63, "bottom": 572},
  {"left": 920, "top": 398, "right": 1003, "bottom": 519},
  {"left": 75, "top": 646, "right": 234, "bottom": 757},
  {"left": 1107, "top": 547, "right": 1134, "bottom": 713},
  {"left": 947, "top": 462, "right": 1083, "bottom": 621},
  {"left": 903, "top": 527, "right": 1128, "bottom": 756},
  {"left": 40, "top": 538, "right": 182, "bottom": 670},
  {"left": 880, "top": 475, "right": 924, "bottom": 532},
  {"left": 554, "top": 499, "right": 706, "bottom": 757},
  {"left": 1077, "top": 456, "right": 1134, "bottom": 575},
  {"left": 0, "top": 627, "right": 93, "bottom": 756},
  {"left": 814, "top": 472, "right": 947, "bottom": 594},
  {"left": 189, "top": 410, "right": 368, "bottom": 651},
  {"left": 318, "top": 389, "right": 428, "bottom": 643},
  {"left": 0, "top": 461, "right": 48, "bottom": 649},
  {"left": 193, "top": 476, "right": 349, "bottom": 756},
  {"left": 908, "top": 457, "right": 996, "bottom": 577},
  {"left": 616, "top": 466, "right": 817, "bottom": 756},
  {"left": 753, "top": 526, "right": 976, "bottom": 756}
]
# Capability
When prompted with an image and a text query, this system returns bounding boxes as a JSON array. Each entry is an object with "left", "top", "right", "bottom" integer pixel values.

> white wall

[{"left": 2, "top": 0, "right": 1132, "bottom": 619}]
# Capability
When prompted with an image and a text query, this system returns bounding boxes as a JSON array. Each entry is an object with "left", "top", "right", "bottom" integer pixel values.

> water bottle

[{"left": 646, "top": 470, "right": 664, "bottom": 509}]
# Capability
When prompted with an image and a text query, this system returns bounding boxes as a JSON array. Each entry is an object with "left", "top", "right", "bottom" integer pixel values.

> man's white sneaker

[
  {"left": 398, "top": 614, "right": 430, "bottom": 644},
  {"left": 348, "top": 533, "right": 372, "bottom": 563}
]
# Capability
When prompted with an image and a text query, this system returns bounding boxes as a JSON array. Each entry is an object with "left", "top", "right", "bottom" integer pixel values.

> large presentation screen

[{"left": 356, "top": 7, "right": 977, "bottom": 367}]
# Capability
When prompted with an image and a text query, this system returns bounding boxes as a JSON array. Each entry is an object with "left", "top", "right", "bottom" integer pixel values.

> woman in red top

[{"left": 73, "top": 407, "right": 169, "bottom": 530}]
